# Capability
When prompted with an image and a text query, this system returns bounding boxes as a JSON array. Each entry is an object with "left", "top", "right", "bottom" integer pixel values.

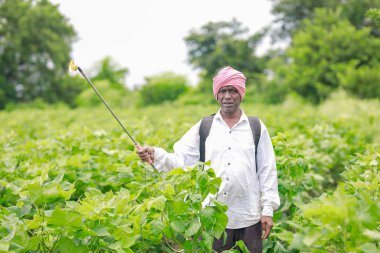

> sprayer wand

[{"left": 69, "top": 60, "right": 164, "bottom": 183}]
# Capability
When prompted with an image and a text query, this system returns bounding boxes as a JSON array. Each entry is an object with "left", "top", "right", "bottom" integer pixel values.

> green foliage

[
  {"left": 184, "top": 19, "right": 268, "bottom": 91},
  {"left": 46, "top": 74, "right": 87, "bottom": 107},
  {"left": 227, "top": 50, "right": 290, "bottom": 105},
  {"left": 284, "top": 8, "right": 380, "bottom": 103},
  {"left": 0, "top": 95, "right": 379, "bottom": 252},
  {"left": 89, "top": 56, "right": 129, "bottom": 88},
  {"left": 139, "top": 72, "right": 189, "bottom": 105},
  {"left": 0, "top": 150, "right": 226, "bottom": 252},
  {"left": 0, "top": 104, "right": 228, "bottom": 251},
  {"left": 270, "top": 0, "right": 329, "bottom": 39},
  {"left": 338, "top": 65, "right": 380, "bottom": 99},
  {"left": 75, "top": 57, "right": 133, "bottom": 108},
  {"left": 76, "top": 80, "right": 133, "bottom": 108},
  {"left": 270, "top": 0, "right": 380, "bottom": 39},
  {"left": 277, "top": 146, "right": 380, "bottom": 252},
  {"left": 0, "top": 0, "right": 77, "bottom": 108},
  {"left": 366, "top": 8, "right": 380, "bottom": 26},
  {"left": 175, "top": 87, "right": 216, "bottom": 106},
  {"left": 3, "top": 98, "right": 67, "bottom": 112}
]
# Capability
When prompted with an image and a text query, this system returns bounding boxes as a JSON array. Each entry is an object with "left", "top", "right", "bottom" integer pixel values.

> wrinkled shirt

[{"left": 153, "top": 110, "right": 280, "bottom": 229}]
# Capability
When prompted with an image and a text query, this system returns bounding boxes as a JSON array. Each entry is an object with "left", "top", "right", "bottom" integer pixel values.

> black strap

[
  {"left": 248, "top": 116, "right": 261, "bottom": 168},
  {"left": 199, "top": 114, "right": 215, "bottom": 163},
  {"left": 199, "top": 114, "right": 261, "bottom": 171}
]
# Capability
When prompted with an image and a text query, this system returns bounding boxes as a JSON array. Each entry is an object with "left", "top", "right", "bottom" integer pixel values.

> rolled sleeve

[
  {"left": 262, "top": 205, "right": 274, "bottom": 217},
  {"left": 153, "top": 121, "right": 201, "bottom": 172},
  {"left": 153, "top": 147, "right": 172, "bottom": 172}
]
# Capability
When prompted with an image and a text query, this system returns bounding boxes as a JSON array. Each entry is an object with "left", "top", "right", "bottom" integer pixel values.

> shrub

[
  {"left": 76, "top": 80, "right": 131, "bottom": 108},
  {"left": 139, "top": 72, "right": 189, "bottom": 105},
  {"left": 339, "top": 65, "right": 380, "bottom": 99},
  {"left": 175, "top": 87, "right": 215, "bottom": 106}
]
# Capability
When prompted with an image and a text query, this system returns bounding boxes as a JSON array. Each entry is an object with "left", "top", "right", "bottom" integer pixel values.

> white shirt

[{"left": 154, "top": 109, "right": 280, "bottom": 229}]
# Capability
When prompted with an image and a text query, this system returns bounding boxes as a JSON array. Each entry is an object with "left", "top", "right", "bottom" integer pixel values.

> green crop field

[{"left": 0, "top": 94, "right": 379, "bottom": 252}]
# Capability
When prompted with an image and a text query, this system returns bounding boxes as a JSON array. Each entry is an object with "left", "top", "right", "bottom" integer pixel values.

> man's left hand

[{"left": 261, "top": 216, "right": 273, "bottom": 239}]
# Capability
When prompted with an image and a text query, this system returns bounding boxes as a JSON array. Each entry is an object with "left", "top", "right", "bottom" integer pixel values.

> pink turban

[{"left": 213, "top": 66, "right": 246, "bottom": 100}]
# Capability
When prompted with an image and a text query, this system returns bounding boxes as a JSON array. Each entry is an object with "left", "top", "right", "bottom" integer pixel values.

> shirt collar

[{"left": 215, "top": 108, "right": 249, "bottom": 124}]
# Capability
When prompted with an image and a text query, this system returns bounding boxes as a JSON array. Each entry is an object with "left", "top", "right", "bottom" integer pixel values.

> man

[{"left": 137, "top": 66, "right": 280, "bottom": 252}]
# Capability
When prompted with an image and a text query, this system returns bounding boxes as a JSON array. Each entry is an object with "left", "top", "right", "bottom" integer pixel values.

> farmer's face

[{"left": 217, "top": 86, "right": 241, "bottom": 114}]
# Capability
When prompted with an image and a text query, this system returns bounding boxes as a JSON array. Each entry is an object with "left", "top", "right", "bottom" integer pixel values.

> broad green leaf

[
  {"left": 204, "top": 160, "right": 212, "bottom": 166},
  {"left": 48, "top": 208, "right": 82, "bottom": 227},
  {"left": 172, "top": 200, "right": 189, "bottom": 214},
  {"left": 303, "top": 229, "right": 322, "bottom": 246},
  {"left": 215, "top": 211, "right": 228, "bottom": 226},
  {"left": 170, "top": 219, "right": 186, "bottom": 233},
  {"left": 25, "top": 213, "right": 43, "bottom": 230},
  {"left": 26, "top": 237, "right": 39, "bottom": 251},
  {"left": 163, "top": 226, "right": 173, "bottom": 239},
  {"left": 150, "top": 218, "right": 164, "bottom": 236},
  {"left": 0, "top": 226, "right": 8, "bottom": 238},
  {"left": 151, "top": 195, "right": 166, "bottom": 211},
  {"left": 183, "top": 240, "right": 192, "bottom": 252},
  {"left": 119, "top": 235, "right": 140, "bottom": 249},
  {"left": 213, "top": 212, "right": 228, "bottom": 239},
  {"left": 200, "top": 207, "right": 216, "bottom": 231},
  {"left": 289, "top": 233, "right": 305, "bottom": 250},
  {"left": 206, "top": 168, "right": 216, "bottom": 178},
  {"left": 167, "top": 168, "right": 185, "bottom": 176},
  {"left": 213, "top": 200, "right": 228, "bottom": 212},
  {"left": 191, "top": 201, "right": 202, "bottom": 211},
  {"left": 93, "top": 225, "right": 110, "bottom": 236},
  {"left": 44, "top": 180, "right": 75, "bottom": 201},
  {"left": 65, "top": 155, "right": 84, "bottom": 168},
  {"left": 197, "top": 171, "right": 209, "bottom": 197},
  {"left": 213, "top": 223, "right": 226, "bottom": 240},
  {"left": 7, "top": 205, "right": 32, "bottom": 218},
  {"left": 189, "top": 193, "right": 202, "bottom": 202},
  {"left": 118, "top": 224, "right": 133, "bottom": 234},
  {"left": 235, "top": 240, "right": 250, "bottom": 253},
  {"left": 209, "top": 177, "right": 222, "bottom": 195},
  {"left": 184, "top": 217, "right": 201, "bottom": 237},
  {"left": 53, "top": 237, "right": 88, "bottom": 253},
  {"left": 27, "top": 183, "right": 43, "bottom": 203},
  {"left": 200, "top": 230, "right": 214, "bottom": 250},
  {"left": 276, "top": 230, "right": 294, "bottom": 242},
  {"left": 164, "top": 184, "right": 175, "bottom": 197},
  {"left": 74, "top": 226, "right": 97, "bottom": 237}
]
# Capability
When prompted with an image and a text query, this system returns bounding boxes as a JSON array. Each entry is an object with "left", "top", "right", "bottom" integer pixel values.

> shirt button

[
  {"left": 226, "top": 178, "right": 229, "bottom": 181},
  {"left": 228, "top": 147, "right": 231, "bottom": 150},
  {"left": 228, "top": 163, "right": 230, "bottom": 165},
  {"left": 224, "top": 192, "right": 227, "bottom": 195},
  {"left": 229, "top": 130, "right": 232, "bottom": 134}
]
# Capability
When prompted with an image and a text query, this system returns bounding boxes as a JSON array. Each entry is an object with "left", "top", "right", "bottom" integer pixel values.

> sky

[{"left": 51, "top": 0, "right": 275, "bottom": 88}]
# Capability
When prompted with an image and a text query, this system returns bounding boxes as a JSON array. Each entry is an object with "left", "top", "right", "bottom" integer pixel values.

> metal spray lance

[{"left": 69, "top": 60, "right": 164, "bottom": 183}]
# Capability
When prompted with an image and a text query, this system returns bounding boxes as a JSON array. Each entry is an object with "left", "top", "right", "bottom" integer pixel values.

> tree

[
  {"left": 89, "top": 56, "right": 129, "bottom": 88},
  {"left": 76, "top": 57, "right": 131, "bottom": 108},
  {"left": 184, "top": 19, "right": 268, "bottom": 91},
  {"left": 366, "top": 8, "right": 380, "bottom": 26},
  {"left": 284, "top": 8, "right": 380, "bottom": 103},
  {"left": 0, "top": 0, "right": 77, "bottom": 108},
  {"left": 269, "top": 0, "right": 380, "bottom": 40},
  {"left": 139, "top": 72, "right": 189, "bottom": 105}
]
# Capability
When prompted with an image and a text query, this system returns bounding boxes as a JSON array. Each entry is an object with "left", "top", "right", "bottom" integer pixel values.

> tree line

[{"left": 1, "top": 0, "right": 380, "bottom": 109}]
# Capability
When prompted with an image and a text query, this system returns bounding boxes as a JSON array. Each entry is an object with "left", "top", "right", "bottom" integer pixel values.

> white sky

[{"left": 51, "top": 0, "right": 274, "bottom": 88}]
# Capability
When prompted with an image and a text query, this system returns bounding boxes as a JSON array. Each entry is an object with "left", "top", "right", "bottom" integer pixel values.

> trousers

[{"left": 212, "top": 221, "right": 262, "bottom": 253}]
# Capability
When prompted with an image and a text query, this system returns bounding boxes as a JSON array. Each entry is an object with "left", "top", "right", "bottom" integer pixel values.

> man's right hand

[{"left": 136, "top": 146, "right": 155, "bottom": 163}]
